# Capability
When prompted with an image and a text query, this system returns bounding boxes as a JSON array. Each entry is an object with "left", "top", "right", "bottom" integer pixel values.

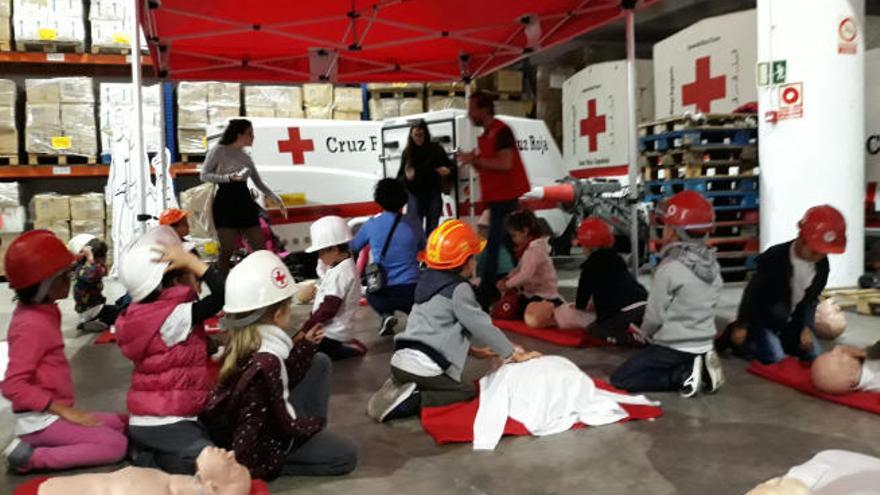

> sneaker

[
  {"left": 4, "top": 438, "right": 33, "bottom": 473},
  {"left": 703, "top": 350, "right": 725, "bottom": 393},
  {"left": 680, "top": 355, "right": 703, "bottom": 398},
  {"left": 367, "top": 379, "right": 418, "bottom": 423},
  {"left": 384, "top": 391, "right": 421, "bottom": 422},
  {"left": 78, "top": 320, "right": 109, "bottom": 334},
  {"left": 378, "top": 315, "right": 398, "bottom": 337}
]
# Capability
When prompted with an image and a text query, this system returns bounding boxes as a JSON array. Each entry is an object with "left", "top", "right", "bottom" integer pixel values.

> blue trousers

[
  {"left": 407, "top": 193, "right": 443, "bottom": 238},
  {"left": 476, "top": 199, "right": 519, "bottom": 308},
  {"left": 746, "top": 324, "right": 821, "bottom": 364},
  {"left": 610, "top": 345, "right": 700, "bottom": 393}
]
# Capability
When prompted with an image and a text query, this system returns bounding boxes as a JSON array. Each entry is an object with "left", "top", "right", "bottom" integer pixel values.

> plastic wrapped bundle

[
  {"left": 25, "top": 78, "right": 97, "bottom": 156},
  {"left": 178, "top": 82, "right": 240, "bottom": 153},
  {"left": 333, "top": 87, "right": 363, "bottom": 113},
  {"left": 244, "top": 85, "right": 303, "bottom": 118},
  {"left": 0, "top": 79, "right": 16, "bottom": 154},
  {"left": 69, "top": 193, "right": 105, "bottom": 221},
  {"left": 13, "top": 0, "right": 85, "bottom": 47},
  {"left": 99, "top": 83, "right": 161, "bottom": 154}
]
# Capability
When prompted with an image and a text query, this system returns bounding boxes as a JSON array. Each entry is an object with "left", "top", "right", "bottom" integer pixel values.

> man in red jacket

[{"left": 458, "top": 91, "right": 531, "bottom": 308}]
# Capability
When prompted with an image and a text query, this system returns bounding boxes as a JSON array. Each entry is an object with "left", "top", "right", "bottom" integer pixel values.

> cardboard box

[
  {"left": 369, "top": 98, "right": 399, "bottom": 120},
  {"left": 495, "top": 100, "right": 530, "bottom": 117},
  {"left": 0, "top": 233, "right": 17, "bottom": 276},
  {"left": 398, "top": 98, "right": 424, "bottom": 116},
  {"left": 178, "top": 129, "right": 207, "bottom": 153},
  {"left": 0, "top": 16, "right": 10, "bottom": 46},
  {"left": 71, "top": 219, "right": 105, "bottom": 238},
  {"left": 494, "top": 70, "right": 523, "bottom": 93},
  {"left": 333, "top": 110, "right": 361, "bottom": 121},
  {"left": 0, "top": 206, "right": 25, "bottom": 233},
  {"left": 30, "top": 194, "right": 70, "bottom": 221},
  {"left": 0, "top": 129, "right": 16, "bottom": 154},
  {"left": 69, "top": 193, "right": 105, "bottom": 221},
  {"left": 208, "top": 105, "right": 240, "bottom": 126},
  {"left": 0, "top": 79, "right": 13, "bottom": 106},
  {"left": 303, "top": 83, "right": 333, "bottom": 107},
  {"left": 0, "top": 182, "right": 19, "bottom": 207},
  {"left": 0, "top": 105, "right": 14, "bottom": 131},
  {"left": 206, "top": 82, "right": 239, "bottom": 106},
  {"left": 427, "top": 96, "right": 466, "bottom": 112},
  {"left": 177, "top": 82, "right": 208, "bottom": 104},
  {"left": 305, "top": 105, "right": 332, "bottom": 120},
  {"left": 366, "top": 82, "right": 424, "bottom": 92},
  {"left": 333, "top": 87, "right": 363, "bottom": 112},
  {"left": 25, "top": 78, "right": 92, "bottom": 104},
  {"left": 34, "top": 219, "right": 70, "bottom": 243},
  {"left": 89, "top": 0, "right": 128, "bottom": 21},
  {"left": 90, "top": 19, "right": 129, "bottom": 48},
  {"left": 178, "top": 106, "right": 209, "bottom": 127},
  {"left": 246, "top": 106, "right": 276, "bottom": 118},
  {"left": 245, "top": 85, "right": 303, "bottom": 118},
  {"left": 0, "top": 0, "right": 10, "bottom": 17}
]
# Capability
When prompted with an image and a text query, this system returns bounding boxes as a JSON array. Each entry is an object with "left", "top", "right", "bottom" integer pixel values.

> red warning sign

[
  {"left": 778, "top": 82, "right": 803, "bottom": 120},
  {"left": 838, "top": 17, "right": 858, "bottom": 55}
]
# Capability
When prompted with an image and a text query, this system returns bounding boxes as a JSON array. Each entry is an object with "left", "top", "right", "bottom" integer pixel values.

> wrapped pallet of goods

[
  {"left": 12, "top": 0, "right": 85, "bottom": 52},
  {"left": 99, "top": 83, "right": 161, "bottom": 156},
  {"left": 303, "top": 83, "right": 333, "bottom": 120},
  {"left": 0, "top": 0, "right": 10, "bottom": 51},
  {"left": 0, "top": 79, "right": 16, "bottom": 160},
  {"left": 25, "top": 77, "right": 97, "bottom": 160},
  {"left": 89, "top": 0, "right": 146, "bottom": 54},
  {"left": 244, "top": 85, "right": 304, "bottom": 118},
  {"left": 366, "top": 82, "right": 424, "bottom": 119},
  {"left": 368, "top": 98, "right": 399, "bottom": 120},
  {"left": 30, "top": 193, "right": 71, "bottom": 243},
  {"left": 0, "top": 182, "right": 20, "bottom": 275},
  {"left": 69, "top": 192, "right": 105, "bottom": 221},
  {"left": 426, "top": 82, "right": 470, "bottom": 112},
  {"left": 177, "top": 81, "right": 240, "bottom": 156},
  {"left": 333, "top": 86, "right": 362, "bottom": 120}
]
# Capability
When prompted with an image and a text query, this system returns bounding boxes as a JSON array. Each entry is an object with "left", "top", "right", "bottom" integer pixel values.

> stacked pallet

[
  {"left": 639, "top": 112, "right": 760, "bottom": 281},
  {"left": 244, "top": 85, "right": 304, "bottom": 119},
  {"left": 367, "top": 83, "right": 424, "bottom": 120},
  {"left": 333, "top": 86, "right": 363, "bottom": 121},
  {"left": 426, "top": 82, "right": 471, "bottom": 112},
  {"left": 13, "top": 0, "right": 86, "bottom": 53},
  {"left": 99, "top": 82, "right": 161, "bottom": 160},
  {"left": 0, "top": 182, "right": 22, "bottom": 275},
  {"left": 0, "top": 0, "right": 9, "bottom": 51},
  {"left": 0, "top": 79, "right": 16, "bottom": 163},
  {"left": 25, "top": 77, "right": 97, "bottom": 163},
  {"left": 30, "top": 193, "right": 71, "bottom": 242},
  {"left": 476, "top": 69, "right": 530, "bottom": 117},
  {"left": 89, "top": 0, "right": 138, "bottom": 54},
  {"left": 177, "top": 81, "right": 240, "bottom": 159},
  {"left": 821, "top": 288, "right": 880, "bottom": 316},
  {"left": 303, "top": 83, "right": 333, "bottom": 120}
]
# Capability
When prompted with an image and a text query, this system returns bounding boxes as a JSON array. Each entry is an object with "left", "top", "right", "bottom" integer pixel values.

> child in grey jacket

[
  {"left": 610, "top": 191, "right": 724, "bottom": 398},
  {"left": 367, "top": 220, "right": 540, "bottom": 423}
]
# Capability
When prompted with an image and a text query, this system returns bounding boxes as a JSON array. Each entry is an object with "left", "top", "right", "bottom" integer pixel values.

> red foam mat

[
  {"left": 420, "top": 379, "right": 663, "bottom": 445},
  {"left": 493, "top": 319, "right": 608, "bottom": 348},
  {"left": 748, "top": 357, "right": 880, "bottom": 415},
  {"left": 94, "top": 319, "right": 223, "bottom": 345},
  {"left": 13, "top": 477, "right": 270, "bottom": 495}
]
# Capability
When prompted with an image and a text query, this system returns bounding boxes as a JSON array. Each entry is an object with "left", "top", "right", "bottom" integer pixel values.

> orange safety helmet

[
  {"left": 418, "top": 220, "right": 486, "bottom": 270},
  {"left": 798, "top": 205, "right": 846, "bottom": 255},
  {"left": 657, "top": 190, "right": 714, "bottom": 235},
  {"left": 576, "top": 217, "right": 615, "bottom": 248},
  {"left": 158, "top": 208, "right": 189, "bottom": 226},
  {"left": 4, "top": 230, "right": 75, "bottom": 289}
]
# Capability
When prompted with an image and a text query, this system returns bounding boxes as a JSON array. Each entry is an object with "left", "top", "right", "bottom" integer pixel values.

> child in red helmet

[
  {"left": 720, "top": 205, "right": 846, "bottom": 364},
  {"left": 611, "top": 191, "right": 724, "bottom": 398},
  {"left": 1, "top": 231, "right": 127, "bottom": 473},
  {"left": 569, "top": 217, "right": 648, "bottom": 345}
]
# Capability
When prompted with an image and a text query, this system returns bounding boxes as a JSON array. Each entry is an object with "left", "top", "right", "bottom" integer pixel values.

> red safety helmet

[
  {"left": 5, "top": 230, "right": 75, "bottom": 289},
  {"left": 657, "top": 191, "right": 714, "bottom": 234},
  {"left": 576, "top": 217, "right": 615, "bottom": 248},
  {"left": 798, "top": 205, "right": 847, "bottom": 255},
  {"left": 158, "top": 208, "right": 189, "bottom": 226}
]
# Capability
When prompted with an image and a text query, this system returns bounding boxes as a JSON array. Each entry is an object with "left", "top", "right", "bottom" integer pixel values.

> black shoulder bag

[{"left": 362, "top": 213, "right": 402, "bottom": 294}]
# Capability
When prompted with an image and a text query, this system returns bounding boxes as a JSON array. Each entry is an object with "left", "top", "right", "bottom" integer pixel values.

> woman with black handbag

[{"left": 351, "top": 179, "right": 424, "bottom": 336}]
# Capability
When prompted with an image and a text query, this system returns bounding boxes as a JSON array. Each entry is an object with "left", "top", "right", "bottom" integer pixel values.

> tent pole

[
  {"left": 131, "top": 0, "right": 148, "bottom": 233},
  {"left": 624, "top": 4, "right": 640, "bottom": 277},
  {"left": 465, "top": 83, "right": 475, "bottom": 223},
  {"left": 158, "top": 80, "right": 168, "bottom": 210}
]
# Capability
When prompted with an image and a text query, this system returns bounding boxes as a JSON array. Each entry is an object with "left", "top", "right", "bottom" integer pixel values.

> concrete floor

[{"left": 2, "top": 263, "right": 880, "bottom": 495}]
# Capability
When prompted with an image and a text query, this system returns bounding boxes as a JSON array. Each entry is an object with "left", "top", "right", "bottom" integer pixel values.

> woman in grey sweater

[{"left": 200, "top": 119, "right": 287, "bottom": 272}]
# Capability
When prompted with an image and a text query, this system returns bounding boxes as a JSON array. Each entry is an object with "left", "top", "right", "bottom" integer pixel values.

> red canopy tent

[{"left": 140, "top": 0, "right": 659, "bottom": 83}]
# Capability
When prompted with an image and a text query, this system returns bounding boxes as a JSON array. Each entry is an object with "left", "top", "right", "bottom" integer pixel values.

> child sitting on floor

[
  {"left": 810, "top": 343, "right": 880, "bottom": 394},
  {"left": 610, "top": 191, "right": 724, "bottom": 398},
  {"left": 497, "top": 209, "right": 563, "bottom": 328},
  {"left": 201, "top": 250, "right": 357, "bottom": 481},
  {"left": 115, "top": 226, "right": 225, "bottom": 474},
  {"left": 72, "top": 237, "right": 122, "bottom": 334},
  {"left": 367, "top": 220, "right": 540, "bottom": 423},
  {"left": 567, "top": 217, "right": 648, "bottom": 345},
  {"left": 719, "top": 205, "right": 846, "bottom": 364},
  {"left": 303, "top": 216, "right": 366, "bottom": 360},
  {"left": 2, "top": 230, "right": 127, "bottom": 473}
]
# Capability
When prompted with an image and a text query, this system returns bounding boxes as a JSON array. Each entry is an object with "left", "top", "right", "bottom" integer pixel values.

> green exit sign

[{"left": 757, "top": 60, "right": 788, "bottom": 86}]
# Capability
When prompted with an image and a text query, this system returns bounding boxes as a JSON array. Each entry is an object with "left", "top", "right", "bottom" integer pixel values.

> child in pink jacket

[
  {"left": 497, "top": 209, "right": 563, "bottom": 328},
  {"left": 1, "top": 230, "right": 127, "bottom": 473}
]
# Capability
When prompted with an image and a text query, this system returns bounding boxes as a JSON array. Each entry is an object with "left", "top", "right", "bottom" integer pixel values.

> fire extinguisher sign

[
  {"left": 778, "top": 82, "right": 803, "bottom": 120},
  {"left": 838, "top": 17, "right": 858, "bottom": 55}
]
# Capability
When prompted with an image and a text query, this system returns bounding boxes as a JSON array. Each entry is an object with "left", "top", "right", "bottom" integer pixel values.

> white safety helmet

[
  {"left": 221, "top": 250, "right": 297, "bottom": 329},
  {"left": 67, "top": 233, "right": 96, "bottom": 254},
  {"left": 305, "top": 216, "right": 352, "bottom": 253},
  {"left": 118, "top": 226, "right": 182, "bottom": 303}
]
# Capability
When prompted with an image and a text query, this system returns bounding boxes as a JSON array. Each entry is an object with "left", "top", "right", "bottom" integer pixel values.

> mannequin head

[
  {"left": 196, "top": 447, "right": 251, "bottom": 495},
  {"left": 524, "top": 301, "right": 556, "bottom": 328},
  {"left": 814, "top": 299, "right": 847, "bottom": 340},
  {"left": 811, "top": 346, "right": 862, "bottom": 395},
  {"left": 746, "top": 477, "right": 812, "bottom": 495}
]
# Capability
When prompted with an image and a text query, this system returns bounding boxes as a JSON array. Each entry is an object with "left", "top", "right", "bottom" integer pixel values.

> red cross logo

[
  {"left": 579, "top": 99, "right": 606, "bottom": 153},
  {"left": 271, "top": 267, "right": 289, "bottom": 288},
  {"left": 277, "top": 127, "right": 314, "bottom": 165},
  {"left": 681, "top": 56, "right": 726, "bottom": 113}
]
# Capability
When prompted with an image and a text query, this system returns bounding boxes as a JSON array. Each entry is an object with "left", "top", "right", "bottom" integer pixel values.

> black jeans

[
  {"left": 390, "top": 366, "right": 476, "bottom": 408},
  {"left": 477, "top": 199, "right": 519, "bottom": 308},
  {"left": 407, "top": 192, "right": 443, "bottom": 238},
  {"left": 587, "top": 305, "right": 646, "bottom": 342},
  {"left": 610, "top": 345, "right": 699, "bottom": 393},
  {"left": 128, "top": 420, "right": 213, "bottom": 475},
  {"left": 366, "top": 283, "right": 416, "bottom": 318}
]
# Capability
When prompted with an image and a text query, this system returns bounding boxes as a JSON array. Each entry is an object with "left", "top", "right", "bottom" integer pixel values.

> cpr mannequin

[
  {"left": 813, "top": 299, "right": 846, "bottom": 340},
  {"left": 524, "top": 300, "right": 557, "bottom": 328},
  {"left": 36, "top": 447, "right": 250, "bottom": 495},
  {"left": 747, "top": 450, "right": 880, "bottom": 495},
  {"left": 552, "top": 303, "right": 596, "bottom": 329},
  {"left": 810, "top": 345, "right": 880, "bottom": 394},
  {"left": 746, "top": 477, "right": 812, "bottom": 495}
]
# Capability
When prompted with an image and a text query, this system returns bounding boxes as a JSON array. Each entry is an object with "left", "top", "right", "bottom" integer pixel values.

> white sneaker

[
  {"left": 703, "top": 350, "right": 725, "bottom": 393},
  {"left": 680, "top": 354, "right": 703, "bottom": 398},
  {"left": 378, "top": 315, "right": 398, "bottom": 337},
  {"left": 367, "top": 379, "right": 417, "bottom": 423}
]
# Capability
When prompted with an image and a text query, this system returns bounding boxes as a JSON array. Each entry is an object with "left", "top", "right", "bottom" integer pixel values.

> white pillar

[
  {"left": 130, "top": 0, "right": 147, "bottom": 233},
  {"left": 624, "top": 8, "right": 640, "bottom": 276},
  {"left": 758, "top": 0, "right": 865, "bottom": 287}
]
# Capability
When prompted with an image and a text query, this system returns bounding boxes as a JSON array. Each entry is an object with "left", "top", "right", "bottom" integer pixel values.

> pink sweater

[
  {"left": 506, "top": 237, "right": 561, "bottom": 300},
  {"left": 1, "top": 303, "right": 74, "bottom": 413}
]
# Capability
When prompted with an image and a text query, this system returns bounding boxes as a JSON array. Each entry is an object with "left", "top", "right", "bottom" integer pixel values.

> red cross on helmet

[
  {"left": 798, "top": 205, "right": 847, "bottom": 255},
  {"left": 223, "top": 250, "right": 297, "bottom": 314},
  {"left": 656, "top": 191, "right": 714, "bottom": 235}
]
